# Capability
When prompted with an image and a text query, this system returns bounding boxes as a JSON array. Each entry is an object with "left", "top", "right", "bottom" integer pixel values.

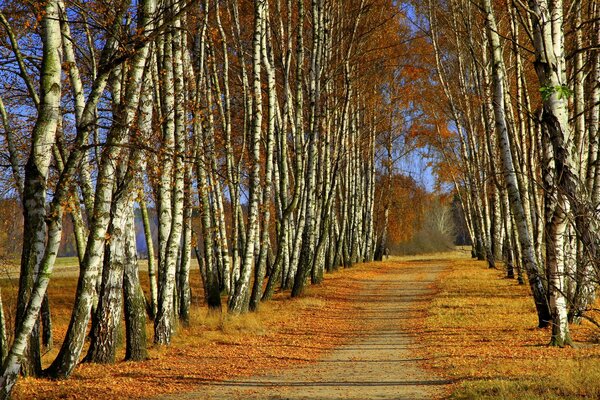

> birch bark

[
  {"left": 13, "top": 0, "right": 62, "bottom": 376},
  {"left": 250, "top": 3, "right": 276, "bottom": 311},
  {"left": 156, "top": 0, "right": 186, "bottom": 343},
  {"left": 228, "top": 0, "right": 265, "bottom": 313},
  {"left": 482, "top": 0, "right": 551, "bottom": 327}
]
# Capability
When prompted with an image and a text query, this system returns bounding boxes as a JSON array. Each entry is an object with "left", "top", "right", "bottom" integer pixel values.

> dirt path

[{"left": 155, "top": 261, "right": 449, "bottom": 400}]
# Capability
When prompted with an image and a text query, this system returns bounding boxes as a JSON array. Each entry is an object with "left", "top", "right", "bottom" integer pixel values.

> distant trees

[
  {"left": 0, "top": 0, "right": 413, "bottom": 397},
  {"left": 397, "top": 198, "right": 456, "bottom": 255},
  {"left": 375, "top": 173, "right": 424, "bottom": 248},
  {"left": 374, "top": 173, "right": 456, "bottom": 255}
]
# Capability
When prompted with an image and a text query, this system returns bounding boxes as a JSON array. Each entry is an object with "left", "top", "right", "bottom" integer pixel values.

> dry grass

[
  {"left": 3, "top": 260, "right": 390, "bottom": 399},
  {"left": 418, "top": 251, "right": 600, "bottom": 399}
]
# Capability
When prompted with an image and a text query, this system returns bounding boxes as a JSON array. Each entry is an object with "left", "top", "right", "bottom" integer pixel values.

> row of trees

[
  {"left": 0, "top": 0, "right": 410, "bottom": 397},
  {"left": 418, "top": 0, "right": 599, "bottom": 346}
]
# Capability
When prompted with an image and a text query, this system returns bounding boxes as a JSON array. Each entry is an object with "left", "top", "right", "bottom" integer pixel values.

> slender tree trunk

[
  {"left": 138, "top": 69, "right": 158, "bottom": 320},
  {"left": 250, "top": 4, "right": 276, "bottom": 311},
  {"left": 123, "top": 207, "right": 148, "bottom": 361},
  {"left": 15, "top": 0, "right": 63, "bottom": 376},
  {"left": 542, "top": 131, "right": 573, "bottom": 347},
  {"left": 483, "top": 0, "right": 551, "bottom": 327},
  {"left": 229, "top": 0, "right": 265, "bottom": 313},
  {"left": 155, "top": 0, "right": 186, "bottom": 344},
  {"left": 178, "top": 172, "right": 193, "bottom": 325}
]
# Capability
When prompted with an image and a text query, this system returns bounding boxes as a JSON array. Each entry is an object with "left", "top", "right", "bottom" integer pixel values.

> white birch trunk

[
  {"left": 123, "top": 206, "right": 147, "bottom": 361},
  {"left": 250, "top": 4, "right": 276, "bottom": 311},
  {"left": 483, "top": 0, "right": 551, "bottom": 327},
  {"left": 14, "top": 0, "right": 62, "bottom": 376},
  {"left": 155, "top": 0, "right": 186, "bottom": 343},
  {"left": 229, "top": 0, "right": 265, "bottom": 313},
  {"left": 0, "top": 0, "right": 61, "bottom": 389}
]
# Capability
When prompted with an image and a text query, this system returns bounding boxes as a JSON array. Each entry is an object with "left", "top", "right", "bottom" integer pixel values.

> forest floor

[
  {"left": 424, "top": 255, "right": 600, "bottom": 399},
  {"left": 5, "top": 250, "right": 600, "bottom": 399}
]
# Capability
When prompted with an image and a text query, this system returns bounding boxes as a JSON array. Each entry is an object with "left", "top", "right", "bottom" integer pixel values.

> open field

[{"left": 0, "top": 257, "right": 200, "bottom": 280}]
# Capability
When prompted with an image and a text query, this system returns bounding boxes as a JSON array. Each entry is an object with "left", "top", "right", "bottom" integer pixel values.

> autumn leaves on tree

[{"left": 0, "top": 0, "right": 598, "bottom": 398}]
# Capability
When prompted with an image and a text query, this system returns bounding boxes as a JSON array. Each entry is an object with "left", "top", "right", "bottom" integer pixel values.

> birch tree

[{"left": 228, "top": 0, "right": 265, "bottom": 313}]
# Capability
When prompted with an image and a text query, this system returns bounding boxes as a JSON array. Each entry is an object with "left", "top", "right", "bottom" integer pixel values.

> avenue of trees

[
  {"left": 0, "top": 0, "right": 598, "bottom": 397},
  {"left": 417, "top": 0, "right": 599, "bottom": 348}
]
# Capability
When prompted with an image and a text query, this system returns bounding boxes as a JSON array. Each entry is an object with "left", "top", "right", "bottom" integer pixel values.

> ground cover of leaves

[
  {"left": 5, "top": 261, "right": 393, "bottom": 399},
  {"left": 418, "top": 252, "right": 600, "bottom": 399}
]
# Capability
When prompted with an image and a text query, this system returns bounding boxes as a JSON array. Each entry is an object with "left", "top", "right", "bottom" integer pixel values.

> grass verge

[{"left": 419, "top": 251, "right": 600, "bottom": 399}]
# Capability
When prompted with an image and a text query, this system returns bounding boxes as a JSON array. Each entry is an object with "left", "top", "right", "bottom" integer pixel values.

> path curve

[{"left": 155, "top": 262, "right": 449, "bottom": 400}]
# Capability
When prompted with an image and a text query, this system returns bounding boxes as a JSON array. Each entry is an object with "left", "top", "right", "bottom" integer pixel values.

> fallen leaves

[
  {"left": 416, "top": 252, "right": 600, "bottom": 399},
  {"left": 10, "top": 261, "right": 398, "bottom": 400}
]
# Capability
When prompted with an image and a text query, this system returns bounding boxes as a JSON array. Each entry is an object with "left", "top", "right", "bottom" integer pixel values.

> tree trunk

[
  {"left": 483, "top": 0, "right": 551, "bottom": 327},
  {"left": 40, "top": 294, "right": 52, "bottom": 351},
  {"left": 85, "top": 179, "right": 132, "bottom": 364},
  {"left": 123, "top": 208, "right": 148, "bottom": 361},
  {"left": 228, "top": 0, "right": 265, "bottom": 313},
  {"left": 250, "top": 3, "right": 276, "bottom": 311},
  {"left": 155, "top": 0, "right": 186, "bottom": 344},
  {"left": 15, "top": 0, "right": 63, "bottom": 376}
]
